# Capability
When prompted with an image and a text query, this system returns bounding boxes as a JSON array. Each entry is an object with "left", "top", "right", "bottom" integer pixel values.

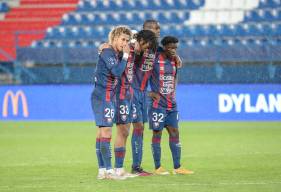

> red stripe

[
  {"left": 120, "top": 47, "right": 134, "bottom": 99},
  {"left": 133, "top": 128, "right": 143, "bottom": 136},
  {"left": 96, "top": 138, "right": 100, "bottom": 142},
  {"left": 115, "top": 151, "right": 125, "bottom": 158},
  {"left": 100, "top": 137, "right": 111, "bottom": 142},
  {"left": 105, "top": 76, "right": 112, "bottom": 102},
  {"left": 169, "top": 137, "right": 179, "bottom": 143},
  {"left": 119, "top": 78, "right": 126, "bottom": 100},
  {"left": 152, "top": 137, "right": 161, "bottom": 143},
  {"left": 139, "top": 52, "right": 148, "bottom": 91}
]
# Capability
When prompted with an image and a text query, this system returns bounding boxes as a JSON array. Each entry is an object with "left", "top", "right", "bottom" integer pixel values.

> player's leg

[
  {"left": 95, "top": 128, "right": 106, "bottom": 179},
  {"left": 114, "top": 99, "right": 137, "bottom": 178},
  {"left": 115, "top": 123, "right": 129, "bottom": 169},
  {"left": 149, "top": 107, "right": 169, "bottom": 175},
  {"left": 166, "top": 125, "right": 181, "bottom": 170},
  {"left": 99, "top": 126, "right": 113, "bottom": 172},
  {"left": 131, "top": 122, "right": 144, "bottom": 168},
  {"left": 114, "top": 123, "right": 137, "bottom": 178},
  {"left": 131, "top": 92, "right": 144, "bottom": 169},
  {"left": 92, "top": 96, "right": 119, "bottom": 179},
  {"left": 131, "top": 91, "right": 152, "bottom": 175},
  {"left": 165, "top": 111, "right": 194, "bottom": 175}
]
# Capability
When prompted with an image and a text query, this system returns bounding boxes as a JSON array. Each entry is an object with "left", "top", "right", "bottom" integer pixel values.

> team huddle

[{"left": 91, "top": 20, "right": 193, "bottom": 180}]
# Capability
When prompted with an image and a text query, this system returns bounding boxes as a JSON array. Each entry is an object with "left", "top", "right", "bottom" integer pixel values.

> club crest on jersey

[
  {"left": 121, "top": 115, "right": 127, "bottom": 121},
  {"left": 154, "top": 122, "right": 159, "bottom": 128},
  {"left": 107, "top": 118, "right": 112, "bottom": 123}
]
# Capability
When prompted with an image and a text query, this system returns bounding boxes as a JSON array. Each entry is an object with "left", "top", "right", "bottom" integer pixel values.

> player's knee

[
  {"left": 122, "top": 129, "right": 130, "bottom": 138},
  {"left": 133, "top": 122, "right": 144, "bottom": 130},
  {"left": 153, "top": 130, "right": 162, "bottom": 137},
  {"left": 100, "top": 127, "right": 112, "bottom": 138},
  {"left": 168, "top": 128, "right": 179, "bottom": 138},
  {"left": 117, "top": 124, "right": 130, "bottom": 138}
]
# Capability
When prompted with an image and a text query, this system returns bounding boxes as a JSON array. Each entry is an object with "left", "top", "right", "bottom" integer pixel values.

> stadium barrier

[{"left": 0, "top": 84, "right": 280, "bottom": 121}]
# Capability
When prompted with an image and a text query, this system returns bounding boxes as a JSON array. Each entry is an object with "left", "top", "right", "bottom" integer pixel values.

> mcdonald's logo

[{"left": 2, "top": 90, "right": 29, "bottom": 118}]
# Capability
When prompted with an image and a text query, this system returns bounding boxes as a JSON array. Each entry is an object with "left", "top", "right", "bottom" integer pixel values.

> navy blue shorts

[
  {"left": 116, "top": 98, "right": 132, "bottom": 124},
  {"left": 148, "top": 107, "right": 179, "bottom": 131},
  {"left": 131, "top": 88, "right": 148, "bottom": 123},
  {"left": 91, "top": 94, "right": 115, "bottom": 127}
]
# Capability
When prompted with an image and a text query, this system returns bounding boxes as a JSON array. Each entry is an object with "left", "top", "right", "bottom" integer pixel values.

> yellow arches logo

[{"left": 2, "top": 90, "right": 29, "bottom": 118}]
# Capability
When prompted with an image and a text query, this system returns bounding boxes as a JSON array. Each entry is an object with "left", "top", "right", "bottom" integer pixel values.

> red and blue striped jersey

[
  {"left": 117, "top": 45, "right": 135, "bottom": 100},
  {"left": 93, "top": 48, "right": 127, "bottom": 102},
  {"left": 150, "top": 52, "right": 178, "bottom": 110},
  {"left": 132, "top": 49, "right": 156, "bottom": 91}
]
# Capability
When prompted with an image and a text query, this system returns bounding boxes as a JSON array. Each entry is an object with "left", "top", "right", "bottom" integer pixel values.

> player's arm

[
  {"left": 148, "top": 91, "right": 160, "bottom": 101},
  {"left": 175, "top": 55, "right": 182, "bottom": 68},
  {"left": 148, "top": 57, "right": 160, "bottom": 101},
  {"left": 101, "top": 46, "right": 130, "bottom": 77}
]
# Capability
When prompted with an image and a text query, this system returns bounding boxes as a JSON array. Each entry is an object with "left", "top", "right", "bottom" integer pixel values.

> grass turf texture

[{"left": 0, "top": 122, "right": 280, "bottom": 192}]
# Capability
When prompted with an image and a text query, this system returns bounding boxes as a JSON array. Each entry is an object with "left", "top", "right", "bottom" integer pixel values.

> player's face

[
  {"left": 135, "top": 40, "right": 150, "bottom": 54},
  {"left": 112, "top": 33, "right": 130, "bottom": 52},
  {"left": 148, "top": 23, "right": 160, "bottom": 38},
  {"left": 164, "top": 43, "right": 178, "bottom": 58}
]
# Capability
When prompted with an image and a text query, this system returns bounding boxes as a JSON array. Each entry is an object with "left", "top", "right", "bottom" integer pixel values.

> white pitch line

[
  {"left": 135, "top": 181, "right": 281, "bottom": 187},
  {"left": 1, "top": 181, "right": 281, "bottom": 189}
]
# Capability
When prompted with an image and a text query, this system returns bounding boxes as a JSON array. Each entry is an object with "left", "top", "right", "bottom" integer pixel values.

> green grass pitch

[{"left": 0, "top": 121, "right": 281, "bottom": 192}]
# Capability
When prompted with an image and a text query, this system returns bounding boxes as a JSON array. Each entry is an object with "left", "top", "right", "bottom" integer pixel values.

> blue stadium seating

[{"left": 16, "top": 0, "right": 281, "bottom": 63}]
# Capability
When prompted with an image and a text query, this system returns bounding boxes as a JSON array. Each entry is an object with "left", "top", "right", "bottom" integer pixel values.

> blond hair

[{"left": 108, "top": 26, "right": 132, "bottom": 44}]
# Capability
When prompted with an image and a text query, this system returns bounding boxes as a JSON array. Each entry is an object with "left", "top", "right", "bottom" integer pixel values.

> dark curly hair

[
  {"left": 135, "top": 30, "right": 158, "bottom": 52},
  {"left": 161, "top": 36, "right": 179, "bottom": 46}
]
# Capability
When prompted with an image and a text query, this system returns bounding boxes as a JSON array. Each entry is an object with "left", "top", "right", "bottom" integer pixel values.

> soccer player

[
  {"left": 114, "top": 30, "right": 158, "bottom": 177},
  {"left": 130, "top": 20, "right": 161, "bottom": 176},
  {"left": 130, "top": 19, "right": 183, "bottom": 175},
  {"left": 91, "top": 26, "right": 132, "bottom": 180},
  {"left": 148, "top": 36, "right": 194, "bottom": 175}
]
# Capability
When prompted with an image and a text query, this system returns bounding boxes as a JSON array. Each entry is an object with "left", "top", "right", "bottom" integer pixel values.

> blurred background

[
  {"left": 0, "top": 0, "right": 280, "bottom": 121},
  {"left": 0, "top": 0, "right": 280, "bottom": 84}
]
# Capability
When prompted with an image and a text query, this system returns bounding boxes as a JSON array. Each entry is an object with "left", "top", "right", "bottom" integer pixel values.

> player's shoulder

[
  {"left": 157, "top": 46, "right": 164, "bottom": 53},
  {"left": 100, "top": 48, "right": 115, "bottom": 57}
]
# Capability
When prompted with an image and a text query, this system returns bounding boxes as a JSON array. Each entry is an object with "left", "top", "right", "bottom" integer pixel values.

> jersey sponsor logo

[
  {"left": 126, "top": 61, "right": 134, "bottom": 83},
  {"left": 141, "top": 53, "right": 154, "bottom": 72},
  {"left": 218, "top": 93, "right": 281, "bottom": 113},
  {"left": 2, "top": 90, "right": 29, "bottom": 118},
  {"left": 160, "top": 75, "right": 175, "bottom": 95}
]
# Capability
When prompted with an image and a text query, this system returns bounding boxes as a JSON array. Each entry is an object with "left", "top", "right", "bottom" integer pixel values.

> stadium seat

[{"left": 0, "top": 2, "right": 9, "bottom": 12}]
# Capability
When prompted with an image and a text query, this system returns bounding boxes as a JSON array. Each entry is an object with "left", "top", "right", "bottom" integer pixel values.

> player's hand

[
  {"left": 98, "top": 42, "right": 110, "bottom": 54},
  {"left": 149, "top": 92, "right": 160, "bottom": 101},
  {"left": 174, "top": 55, "right": 182, "bottom": 68},
  {"left": 123, "top": 43, "right": 130, "bottom": 55}
]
